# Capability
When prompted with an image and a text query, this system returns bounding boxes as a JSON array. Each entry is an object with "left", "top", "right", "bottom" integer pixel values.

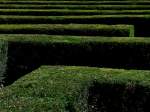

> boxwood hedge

[
  {"left": 0, "top": 41, "right": 7, "bottom": 84},
  {"left": 0, "top": 15, "right": 148, "bottom": 36},
  {"left": 0, "top": 9, "right": 150, "bottom": 16},
  {"left": 0, "top": 4, "right": 150, "bottom": 10},
  {"left": 0, "top": 66, "right": 150, "bottom": 111},
  {"left": 0, "top": 24, "right": 133, "bottom": 37},
  {"left": 1, "top": 35, "right": 150, "bottom": 85},
  {"left": 0, "top": 1, "right": 150, "bottom": 5}
]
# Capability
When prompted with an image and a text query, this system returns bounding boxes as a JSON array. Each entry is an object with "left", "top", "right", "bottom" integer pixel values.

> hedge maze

[{"left": 0, "top": 0, "right": 150, "bottom": 112}]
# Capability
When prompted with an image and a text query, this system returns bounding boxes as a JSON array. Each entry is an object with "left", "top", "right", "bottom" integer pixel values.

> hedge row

[
  {"left": 0, "top": 4, "right": 150, "bottom": 10},
  {"left": 0, "top": 24, "right": 133, "bottom": 37},
  {"left": 0, "top": 66, "right": 150, "bottom": 111},
  {"left": 0, "top": 15, "right": 149, "bottom": 36},
  {"left": 0, "top": 15, "right": 149, "bottom": 24},
  {"left": 0, "top": 0, "right": 149, "bottom": 1},
  {"left": 0, "top": 41, "right": 7, "bottom": 84},
  {"left": 0, "top": 15, "right": 147, "bottom": 36},
  {"left": 0, "top": 15, "right": 149, "bottom": 23},
  {"left": 1, "top": 35, "right": 150, "bottom": 85},
  {"left": 1, "top": 9, "right": 150, "bottom": 15},
  {"left": 0, "top": 1, "right": 150, "bottom": 5}
]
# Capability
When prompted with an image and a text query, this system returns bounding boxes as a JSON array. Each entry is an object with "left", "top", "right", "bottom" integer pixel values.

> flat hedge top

[
  {"left": 0, "top": 24, "right": 132, "bottom": 36},
  {"left": 0, "top": 15, "right": 150, "bottom": 19},
  {"left": 0, "top": 66, "right": 150, "bottom": 111},
  {"left": 0, "top": 15, "right": 149, "bottom": 20},
  {"left": 0, "top": 4, "right": 150, "bottom": 9},
  {"left": 0, "top": 24, "right": 131, "bottom": 29},
  {"left": 0, "top": 35, "right": 150, "bottom": 44},
  {"left": 0, "top": 9, "right": 150, "bottom": 13},
  {"left": 1, "top": 10, "right": 150, "bottom": 16},
  {"left": 3, "top": 65, "right": 150, "bottom": 88}
]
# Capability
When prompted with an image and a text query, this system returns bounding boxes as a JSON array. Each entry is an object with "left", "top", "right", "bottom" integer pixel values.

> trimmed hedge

[
  {"left": 0, "top": 4, "right": 150, "bottom": 10},
  {"left": 0, "top": 15, "right": 147, "bottom": 36},
  {"left": 0, "top": 41, "right": 7, "bottom": 84},
  {"left": 1, "top": 9, "right": 150, "bottom": 16},
  {"left": 0, "top": 0, "right": 149, "bottom": 1},
  {"left": 0, "top": 15, "right": 149, "bottom": 23},
  {"left": 0, "top": 24, "right": 133, "bottom": 37},
  {"left": 0, "top": 66, "right": 150, "bottom": 111},
  {"left": 0, "top": 1, "right": 150, "bottom": 5},
  {"left": 0, "top": 0, "right": 150, "bottom": 5},
  {"left": 1, "top": 35, "right": 150, "bottom": 85}
]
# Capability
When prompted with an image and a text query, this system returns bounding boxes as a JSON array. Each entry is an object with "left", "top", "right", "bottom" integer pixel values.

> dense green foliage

[
  {"left": 0, "top": 15, "right": 150, "bottom": 23},
  {"left": 0, "top": 9, "right": 150, "bottom": 15},
  {"left": 0, "top": 24, "right": 133, "bottom": 36},
  {"left": 0, "top": 66, "right": 150, "bottom": 111},
  {"left": 0, "top": 34, "right": 145, "bottom": 43},
  {"left": 0, "top": 9, "right": 150, "bottom": 16},
  {"left": 0, "top": 4, "right": 150, "bottom": 9},
  {"left": 1, "top": 1, "right": 150, "bottom": 5},
  {"left": 0, "top": 41, "right": 7, "bottom": 84},
  {"left": 2, "top": 35, "right": 150, "bottom": 85},
  {"left": 0, "top": 15, "right": 148, "bottom": 36},
  {"left": 0, "top": 0, "right": 150, "bottom": 111}
]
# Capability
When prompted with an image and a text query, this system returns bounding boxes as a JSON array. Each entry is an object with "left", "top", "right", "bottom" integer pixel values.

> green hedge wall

[
  {"left": 0, "top": 41, "right": 7, "bottom": 84},
  {"left": 0, "top": 1, "right": 150, "bottom": 5},
  {"left": 1, "top": 35, "right": 150, "bottom": 85},
  {"left": 0, "top": 24, "right": 133, "bottom": 37},
  {"left": 0, "top": 9, "right": 150, "bottom": 16},
  {"left": 0, "top": 4, "right": 150, "bottom": 9},
  {"left": 0, "top": 15, "right": 148, "bottom": 36},
  {"left": 0, "top": 66, "right": 150, "bottom": 111},
  {"left": 0, "top": 15, "right": 149, "bottom": 24}
]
